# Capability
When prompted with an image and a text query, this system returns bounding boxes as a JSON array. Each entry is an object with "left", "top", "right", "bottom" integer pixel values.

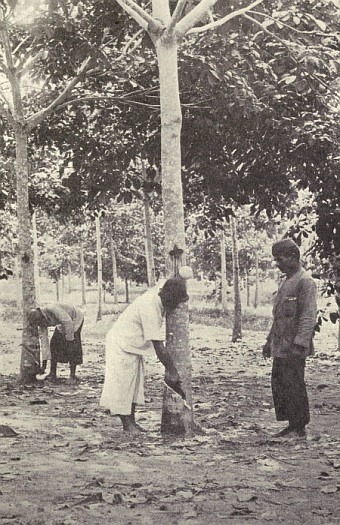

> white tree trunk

[
  {"left": 143, "top": 191, "right": 156, "bottom": 287},
  {"left": 220, "top": 226, "right": 228, "bottom": 312},
  {"left": 155, "top": 30, "right": 193, "bottom": 435},
  {"left": 110, "top": 235, "right": 118, "bottom": 304},
  {"left": 96, "top": 214, "right": 103, "bottom": 321},
  {"left": 32, "top": 210, "right": 41, "bottom": 303},
  {"left": 254, "top": 248, "right": 259, "bottom": 309},
  {"left": 80, "top": 238, "right": 86, "bottom": 305},
  {"left": 67, "top": 261, "right": 72, "bottom": 294},
  {"left": 231, "top": 216, "right": 242, "bottom": 342}
]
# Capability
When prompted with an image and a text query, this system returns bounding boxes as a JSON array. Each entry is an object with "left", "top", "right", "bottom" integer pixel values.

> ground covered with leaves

[{"left": 0, "top": 316, "right": 340, "bottom": 525}]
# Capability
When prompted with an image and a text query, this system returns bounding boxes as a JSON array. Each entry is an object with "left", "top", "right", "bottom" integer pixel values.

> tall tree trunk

[
  {"left": 220, "top": 225, "right": 228, "bottom": 313},
  {"left": 32, "top": 210, "right": 41, "bottom": 303},
  {"left": 80, "top": 238, "right": 86, "bottom": 305},
  {"left": 125, "top": 277, "right": 129, "bottom": 303},
  {"left": 143, "top": 190, "right": 156, "bottom": 287},
  {"left": 16, "top": 129, "right": 40, "bottom": 382},
  {"left": 110, "top": 235, "right": 118, "bottom": 304},
  {"left": 61, "top": 268, "right": 65, "bottom": 298},
  {"left": 95, "top": 214, "right": 103, "bottom": 321},
  {"left": 246, "top": 270, "right": 250, "bottom": 307},
  {"left": 56, "top": 277, "right": 60, "bottom": 301},
  {"left": 254, "top": 248, "right": 259, "bottom": 309},
  {"left": 153, "top": 10, "right": 193, "bottom": 434},
  {"left": 231, "top": 216, "right": 242, "bottom": 342},
  {"left": 1, "top": 15, "right": 40, "bottom": 382},
  {"left": 67, "top": 261, "right": 72, "bottom": 294},
  {"left": 14, "top": 253, "right": 21, "bottom": 308}
]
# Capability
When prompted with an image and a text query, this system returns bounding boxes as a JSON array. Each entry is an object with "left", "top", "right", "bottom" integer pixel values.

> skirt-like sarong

[
  {"left": 100, "top": 341, "right": 145, "bottom": 415},
  {"left": 50, "top": 323, "right": 83, "bottom": 365}
]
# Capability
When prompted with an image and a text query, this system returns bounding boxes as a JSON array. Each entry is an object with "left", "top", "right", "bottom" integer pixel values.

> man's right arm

[{"left": 152, "top": 340, "right": 185, "bottom": 399}]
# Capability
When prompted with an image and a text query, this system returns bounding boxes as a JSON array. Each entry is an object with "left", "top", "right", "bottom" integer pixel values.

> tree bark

[
  {"left": 17, "top": 128, "right": 40, "bottom": 382},
  {"left": 32, "top": 210, "right": 41, "bottom": 303},
  {"left": 125, "top": 277, "right": 129, "bottom": 303},
  {"left": 246, "top": 270, "right": 250, "bottom": 307},
  {"left": 67, "top": 261, "right": 72, "bottom": 294},
  {"left": 154, "top": 20, "right": 194, "bottom": 435},
  {"left": 96, "top": 214, "right": 103, "bottom": 321},
  {"left": 220, "top": 225, "right": 228, "bottom": 313},
  {"left": 0, "top": 18, "right": 40, "bottom": 382},
  {"left": 254, "top": 248, "right": 259, "bottom": 309},
  {"left": 110, "top": 235, "right": 118, "bottom": 304},
  {"left": 80, "top": 238, "right": 86, "bottom": 305},
  {"left": 231, "top": 216, "right": 242, "bottom": 342},
  {"left": 143, "top": 190, "right": 156, "bottom": 287}
]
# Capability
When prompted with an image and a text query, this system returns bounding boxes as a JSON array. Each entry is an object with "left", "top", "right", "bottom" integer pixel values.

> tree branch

[
  {"left": 122, "top": 28, "right": 144, "bottom": 54},
  {"left": 167, "top": 0, "right": 188, "bottom": 33},
  {"left": 176, "top": 0, "right": 219, "bottom": 37},
  {"left": 185, "top": 0, "right": 264, "bottom": 35},
  {"left": 115, "top": 0, "right": 154, "bottom": 31},
  {"left": 12, "top": 35, "right": 30, "bottom": 56},
  {"left": 26, "top": 56, "right": 92, "bottom": 131}
]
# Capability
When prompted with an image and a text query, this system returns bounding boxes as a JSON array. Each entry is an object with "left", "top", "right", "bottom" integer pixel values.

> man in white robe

[{"left": 100, "top": 277, "right": 188, "bottom": 434}]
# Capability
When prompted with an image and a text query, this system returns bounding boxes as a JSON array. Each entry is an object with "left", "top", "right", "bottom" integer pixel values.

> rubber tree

[
  {"left": 95, "top": 212, "right": 103, "bottom": 321},
  {"left": 115, "top": 0, "right": 263, "bottom": 434},
  {"left": 0, "top": 3, "right": 97, "bottom": 382},
  {"left": 231, "top": 215, "right": 242, "bottom": 342}
]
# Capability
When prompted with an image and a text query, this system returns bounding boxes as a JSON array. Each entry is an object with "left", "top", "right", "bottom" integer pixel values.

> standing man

[
  {"left": 100, "top": 277, "right": 188, "bottom": 434},
  {"left": 28, "top": 304, "right": 84, "bottom": 383},
  {"left": 263, "top": 239, "right": 317, "bottom": 438}
]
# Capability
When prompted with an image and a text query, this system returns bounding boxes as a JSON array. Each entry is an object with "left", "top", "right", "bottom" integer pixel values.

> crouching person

[
  {"left": 28, "top": 304, "right": 84, "bottom": 383},
  {"left": 100, "top": 277, "right": 188, "bottom": 434}
]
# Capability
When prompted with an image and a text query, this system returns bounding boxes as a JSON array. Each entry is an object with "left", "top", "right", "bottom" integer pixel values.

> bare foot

[
  {"left": 123, "top": 424, "right": 141, "bottom": 436},
  {"left": 67, "top": 377, "right": 80, "bottom": 385}
]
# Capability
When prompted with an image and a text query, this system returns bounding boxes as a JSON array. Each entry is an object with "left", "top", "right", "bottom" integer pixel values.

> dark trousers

[{"left": 271, "top": 357, "right": 310, "bottom": 430}]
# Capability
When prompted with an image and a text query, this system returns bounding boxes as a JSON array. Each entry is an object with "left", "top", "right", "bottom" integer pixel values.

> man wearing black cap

[
  {"left": 263, "top": 239, "right": 317, "bottom": 438},
  {"left": 100, "top": 277, "right": 188, "bottom": 434}
]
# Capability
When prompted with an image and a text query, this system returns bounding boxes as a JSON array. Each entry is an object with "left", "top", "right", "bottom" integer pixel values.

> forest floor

[{"left": 0, "top": 312, "right": 340, "bottom": 525}]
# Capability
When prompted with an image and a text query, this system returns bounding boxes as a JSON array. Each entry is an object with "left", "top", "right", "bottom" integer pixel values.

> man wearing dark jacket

[{"left": 263, "top": 239, "right": 317, "bottom": 438}]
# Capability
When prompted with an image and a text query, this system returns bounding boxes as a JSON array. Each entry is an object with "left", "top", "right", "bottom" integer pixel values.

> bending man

[
  {"left": 28, "top": 303, "right": 84, "bottom": 382},
  {"left": 100, "top": 277, "right": 188, "bottom": 434}
]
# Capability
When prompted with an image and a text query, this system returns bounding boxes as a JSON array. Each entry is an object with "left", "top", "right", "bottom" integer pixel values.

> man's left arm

[{"left": 294, "top": 278, "right": 317, "bottom": 348}]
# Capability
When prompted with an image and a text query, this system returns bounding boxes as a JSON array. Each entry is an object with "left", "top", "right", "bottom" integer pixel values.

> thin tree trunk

[
  {"left": 14, "top": 253, "right": 21, "bottom": 308},
  {"left": 67, "top": 261, "right": 72, "bottom": 294},
  {"left": 96, "top": 214, "right": 103, "bottom": 321},
  {"left": 80, "top": 238, "right": 86, "bottom": 305},
  {"left": 220, "top": 225, "right": 228, "bottom": 313},
  {"left": 254, "top": 248, "right": 259, "bottom": 309},
  {"left": 110, "top": 235, "right": 118, "bottom": 304},
  {"left": 56, "top": 278, "right": 60, "bottom": 301},
  {"left": 143, "top": 189, "right": 156, "bottom": 287},
  {"left": 61, "top": 268, "right": 65, "bottom": 298},
  {"left": 125, "top": 277, "right": 129, "bottom": 303},
  {"left": 231, "top": 216, "right": 242, "bottom": 342},
  {"left": 154, "top": 12, "right": 193, "bottom": 434},
  {"left": 215, "top": 275, "right": 220, "bottom": 307},
  {"left": 246, "top": 270, "right": 250, "bottom": 307},
  {"left": 32, "top": 210, "right": 41, "bottom": 303}
]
